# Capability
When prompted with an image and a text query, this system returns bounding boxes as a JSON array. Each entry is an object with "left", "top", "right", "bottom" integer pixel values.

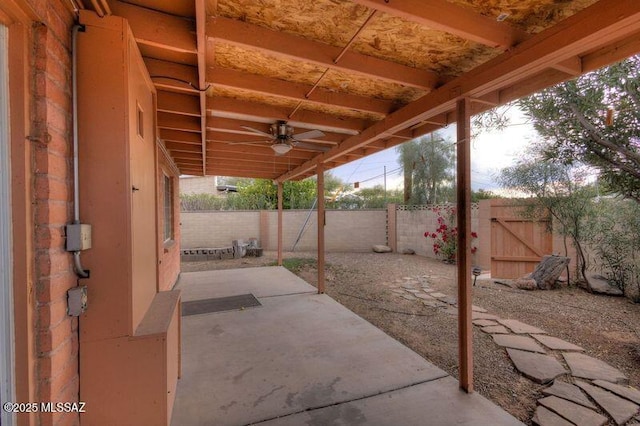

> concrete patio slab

[
  {"left": 563, "top": 352, "right": 628, "bottom": 384},
  {"left": 175, "top": 266, "right": 317, "bottom": 301},
  {"left": 256, "top": 376, "right": 522, "bottom": 426},
  {"left": 171, "top": 267, "right": 523, "bottom": 426}
]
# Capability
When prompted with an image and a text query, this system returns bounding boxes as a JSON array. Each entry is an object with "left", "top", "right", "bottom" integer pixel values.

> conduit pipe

[{"left": 72, "top": 24, "right": 89, "bottom": 278}]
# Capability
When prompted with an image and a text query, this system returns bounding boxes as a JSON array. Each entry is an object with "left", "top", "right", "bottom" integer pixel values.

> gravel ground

[{"left": 181, "top": 251, "right": 640, "bottom": 424}]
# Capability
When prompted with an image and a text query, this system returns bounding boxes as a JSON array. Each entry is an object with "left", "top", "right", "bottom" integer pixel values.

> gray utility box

[{"left": 66, "top": 224, "right": 92, "bottom": 251}]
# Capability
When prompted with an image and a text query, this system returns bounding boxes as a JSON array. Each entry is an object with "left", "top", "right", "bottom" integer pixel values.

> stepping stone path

[
  {"left": 386, "top": 275, "right": 640, "bottom": 425},
  {"left": 532, "top": 334, "right": 584, "bottom": 351},
  {"left": 542, "top": 380, "right": 596, "bottom": 409},
  {"left": 506, "top": 349, "right": 566, "bottom": 384},
  {"left": 563, "top": 352, "right": 629, "bottom": 384},
  {"left": 493, "top": 335, "right": 547, "bottom": 353},
  {"left": 576, "top": 380, "right": 640, "bottom": 425},
  {"left": 481, "top": 325, "right": 510, "bottom": 334}
]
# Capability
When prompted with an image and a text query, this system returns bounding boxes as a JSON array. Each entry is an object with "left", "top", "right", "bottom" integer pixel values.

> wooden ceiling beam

[
  {"left": 109, "top": 1, "right": 196, "bottom": 54},
  {"left": 159, "top": 129, "right": 202, "bottom": 144},
  {"left": 206, "top": 160, "right": 298, "bottom": 173},
  {"left": 207, "top": 66, "right": 392, "bottom": 115},
  {"left": 206, "top": 17, "right": 439, "bottom": 90},
  {"left": 276, "top": 0, "right": 640, "bottom": 181},
  {"left": 207, "top": 152, "right": 311, "bottom": 165},
  {"left": 351, "top": 0, "right": 528, "bottom": 49},
  {"left": 204, "top": 169, "right": 279, "bottom": 179},
  {"left": 552, "top": 56, "right": 583, "bottom": 76},
  {"left": 144, "top": 58, "right": 199, "bottom": 94},
  {"left": 208, "top": 97, "right": 370, "bottom": 133},
  {"left": 157, "top": 91, "right": 200, "bottom": 116},
  {"left": 157, "top": 112, "right": 201, "bottom": 133},
  {"left": 171, "top": 152, "right": 203, "bottom": 161},
  {"left": 165, "top": 142, "right": 203, "bottom": 154},
  {"left": 196, "top": 0, "right": 207, "bottom": 176}
]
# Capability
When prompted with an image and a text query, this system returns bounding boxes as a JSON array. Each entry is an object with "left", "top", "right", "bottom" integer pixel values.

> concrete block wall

[
  {"left": 395, "top": 204, "right": 482, "bottom": 266},
  {"left": 179, "top": 176, "right": 217, "bottom": 195},
  {"left": 181, "top": 210, "right": 387, "bottom": 252},
  {"left": 181, "top": 211, "right": 262, "bottom": 248}
]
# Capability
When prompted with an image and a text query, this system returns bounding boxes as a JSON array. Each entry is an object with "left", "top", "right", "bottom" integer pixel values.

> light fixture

[{"left": 271, "top": 143, "right": 292, "bottom": 155}]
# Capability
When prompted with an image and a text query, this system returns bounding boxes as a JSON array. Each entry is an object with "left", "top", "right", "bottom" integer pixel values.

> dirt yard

[{"left": 181, "top": 251, "right": 640, "bottom": 424}]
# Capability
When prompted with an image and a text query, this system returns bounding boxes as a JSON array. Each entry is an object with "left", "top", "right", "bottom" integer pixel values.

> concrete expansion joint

[{"left": 244, "top": 375, "right": 450, "bottom": 426}]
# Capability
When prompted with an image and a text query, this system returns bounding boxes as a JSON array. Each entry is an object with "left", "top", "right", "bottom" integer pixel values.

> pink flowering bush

[{"left": 424, "top": 206, "right": 477, "bottom": 263}]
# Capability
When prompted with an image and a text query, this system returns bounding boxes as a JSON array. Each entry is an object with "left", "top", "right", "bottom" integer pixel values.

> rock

[
  {"left": 585, "top": 273, "right": 624, "bottom": 296},
  {"left": 498, "top": 319, "right": 545, "bottom": 334},
  {"left": 493, "top": 335, "right": 547, "bottom": 353},
  {"left": 563, "top": 353, "right": 628, "bottom": 384},
  {"left": 506, "top": 349, "right": 566, "bottom": 384},
  {"left": 372, "top": 245, "right": 392, "bottom": 253},
  {"left": 531, "top": 335, "right": 584, "bottom": 351},
  {"left": 515, "top": 278, "right": 538, "bottom": 290},
  {"left": 542, "top": 381, "right": 596, "bottom": 409},
  {"left": 532, "top": 406, "right": 574, "bottom": 426},
  {"left": 530, "top": 255, "right": 571, "bottom": 290},
  {"left": 401, "top": 248, "right": 415, "bottom": 255},
  {"left": 592, "top": 379, "right": 640, "bottom": 405},
  {"left": 537, "top": 396, "right": 607, "bottom": 426},
  {"left": 575, "top": 380, "right": 639, "bottom": 425}
]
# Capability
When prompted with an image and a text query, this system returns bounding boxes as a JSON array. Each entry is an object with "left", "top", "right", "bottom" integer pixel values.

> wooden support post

[
  {"left": 317, "top": 163, "right": 325, "bottom": 294},
  {"left": 456, "top": 97, "right": 474, "bottom": 393},
  {"left": 277, "top": 182, "right": 283, "bottom": 266}
]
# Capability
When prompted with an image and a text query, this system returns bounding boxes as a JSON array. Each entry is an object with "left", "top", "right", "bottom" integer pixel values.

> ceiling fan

[{"left": 231, "top": 121, "right": 330, "bottom": 155}]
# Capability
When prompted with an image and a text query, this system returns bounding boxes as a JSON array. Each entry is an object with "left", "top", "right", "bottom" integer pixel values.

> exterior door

[{"left": 0, "top": 22, "right": 15, "bottom": 426}]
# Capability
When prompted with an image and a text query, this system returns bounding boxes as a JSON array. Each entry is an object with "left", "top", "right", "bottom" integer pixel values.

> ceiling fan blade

[
  {"left": 293, "top": 129, "right": 325, "bottom": 140},
  {"left": 294, "top": 142, "right": 330, "bottom": 152},
  {"left": 240, "top": 126, "right": 274, "bottom": 138}
]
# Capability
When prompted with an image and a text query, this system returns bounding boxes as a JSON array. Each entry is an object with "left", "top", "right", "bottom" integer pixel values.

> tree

[
  {"left": 476, "top": 55, "right": 640, "bottom": 202},
  {"left": 498, "top": 143, "right": 597, "bottom": 283},
  {"left": 396, "top": 132, "right": 455, "bottom": 205}
]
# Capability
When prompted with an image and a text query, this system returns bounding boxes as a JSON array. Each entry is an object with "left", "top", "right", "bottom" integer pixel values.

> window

[{"left": 163, "top": 174, "right": 173, "bottom": 242}]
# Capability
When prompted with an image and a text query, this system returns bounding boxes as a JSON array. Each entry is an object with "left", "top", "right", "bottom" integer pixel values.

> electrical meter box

[{"left": 66, "top": 224, "right": 92, "bottom": 251}]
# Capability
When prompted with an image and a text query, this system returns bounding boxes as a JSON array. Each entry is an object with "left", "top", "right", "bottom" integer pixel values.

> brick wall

[
  {"left": 181, "top": 210, "right": 387, "bottom": 252},
  {"left": 27, "top": 0, "right": 80, "bottom": 424}
]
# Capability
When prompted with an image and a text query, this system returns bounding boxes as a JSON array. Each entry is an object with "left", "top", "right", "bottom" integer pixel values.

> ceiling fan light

[{"left": 271, "top": 143, "right": 292, "bottom": 155}]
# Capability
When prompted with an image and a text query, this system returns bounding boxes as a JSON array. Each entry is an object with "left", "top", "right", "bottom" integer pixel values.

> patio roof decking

[{"left": 171, "top": 267, "right": 523, "bottom": 425}]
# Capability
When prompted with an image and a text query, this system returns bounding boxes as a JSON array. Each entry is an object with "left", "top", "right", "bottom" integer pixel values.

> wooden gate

[{"left": 490, "top": 200, "right": 552, "bottom": 279}]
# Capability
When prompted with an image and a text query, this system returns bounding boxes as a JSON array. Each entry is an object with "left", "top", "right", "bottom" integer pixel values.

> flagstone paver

[
  {"left": 441, "top": 297, "right": 458, "bottom": 306},
  {"left": 481, "top": 325, "right": 510, "bottom": 334},
  {"left": 532, "top": 405, "right": 574, "bottom": 426},
  {"left": 401, "top": 294, "right": 418, "bottom": 301},
  {"left": 506, "top": 349, "right": 566, "bottom": 384},
  {"left": 531, "top": 335, "right": 584, "bottom": 351},
  {"left": 498, "top": 319, "right": 546, "bottom": 334},
  {"left": 421, "top": 300, "right": 442, "bottom": 308},
  {"left": 593, "top": 380, "right": 640, "bottom": 405},
  {"left": 493, "top": 335, "right": 547, "bottom": 353},
  {"left": 542, "top": 380, "right": 596, "bottom": 409},
  {"left": 405, "top": 289, "right": 421, "bottom": 294},
  {"left": 563, "top": 353, "right": 628, "bottom": 384},
  {"left": 473, "top": 319, "right": 498, "bottom": 327},
  {"left": 414, "top": 293, "right": 433, "bottom": 300},
  {"left": 391, "top": 289, "right": 405, "bottom": 294},
  {"left": 472, "top": 311, "right": 500, "bottom": 321},
  {"left": 472, "top": 305, "right": 488, "bottom": 313},
  {"left": 430, "top": 292, "right": 447, "bottom": 298},
  {"left": 575, "top": 380, "right": 640, "bottom": 425},
  {"left": 442, "top": 306, "right": 458, "bottom": 316},
  {"left": 538, "top": 396, "right": 607, "bottom": 426}
]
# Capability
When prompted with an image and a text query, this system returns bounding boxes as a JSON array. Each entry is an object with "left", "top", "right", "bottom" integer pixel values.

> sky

[{"left": 329, "top": 108, "right": 537, "bottom": 193}]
